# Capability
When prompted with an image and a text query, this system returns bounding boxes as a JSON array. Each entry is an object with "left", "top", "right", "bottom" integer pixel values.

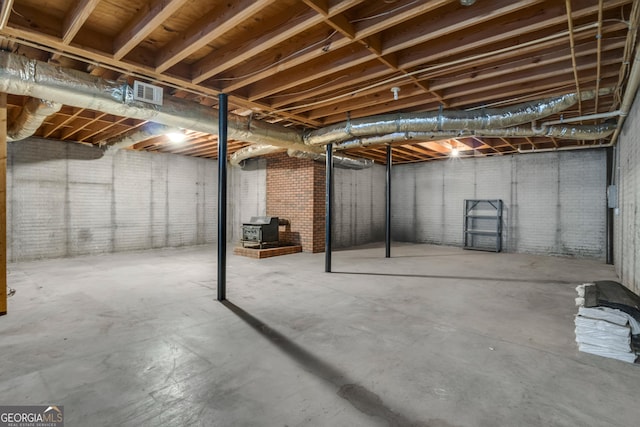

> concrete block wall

[
  {"left": 614, "top": 90, "right": 640, "bottom": 295},
  {"left": 6, "top": 138, "right": 388, "bottom": 260},
  {"left": 393, "top": 150, "right": 606, "bottom": 259},
  {"left": 229, "top": 157, "right": 267, "bottom": 243},
  {"left": 6, "top": 138, "right": 265, "bottom": 261},
  {"left": 333, "top": 164, "right": 386, "bottom": 248}
]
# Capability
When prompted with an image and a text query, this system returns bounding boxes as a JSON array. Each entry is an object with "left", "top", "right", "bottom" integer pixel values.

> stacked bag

[{"left": 575, "top": 282, "right": 640, "bottom": 364}]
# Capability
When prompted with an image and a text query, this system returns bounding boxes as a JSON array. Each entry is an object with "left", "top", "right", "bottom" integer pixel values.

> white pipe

[
  {"left": 609, "top": 42, "right": 640, "bottom": 145},
  {"left": 541, "top": 110, "right": 622, "bottom": 126},
  {"left": 517, "top": 144, "right": 610, "bottom": 154}
]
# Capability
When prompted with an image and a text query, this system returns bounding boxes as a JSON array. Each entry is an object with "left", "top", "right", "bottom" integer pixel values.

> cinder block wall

[
  {"left": 333, "top": 165, "right": 386, "bottom": 248},
  {"left": 393, "top": 150, "right": 607, "bottom": 259},
  {"left": 229, "top": 157, "right": 267, "bottom": 241},
  {"left": 6, "top": 138, "right": 263, "bottom": 261},
  {"left": 614, "top": 90, "right": 640, "bottom": 294}
]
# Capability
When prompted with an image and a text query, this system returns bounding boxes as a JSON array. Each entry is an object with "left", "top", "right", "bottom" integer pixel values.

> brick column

[{"left": 266, "top": 153, "right": 326, "bottom": 253}]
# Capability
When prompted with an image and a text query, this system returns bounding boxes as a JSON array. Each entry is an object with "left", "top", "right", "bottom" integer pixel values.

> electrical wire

[
  {"left": 267, "top": 21, "right": 605, "bottom": 115},
  {"left": 267, "top": 75, "right": 348, "bottom": 98},
  {"left": 464, "top": 84, "right": 577, "bottom": 110},
  {"left": 422, "top": 36, "right": 628, "bottom": 84},
  {"left": 209, "top": 30, "right": 338, "bottom": 82},
  {"left": 350, "top": 0, "right": 424, "bottom": 23}
]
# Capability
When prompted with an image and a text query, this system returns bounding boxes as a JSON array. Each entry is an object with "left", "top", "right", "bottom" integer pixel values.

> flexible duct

[
  {"left": 287, "top": 149, "right": 374, "bottom": 170},
  {"left": 229, "top": 144, "right": 286, "bottom": 166},
  {"left": 0, "top": 51, "right": 618, "bottom": 165},
  {"left": 102, "top": 123, "right": 178, "bottom": 151},
  {"left": 476, "top": 123, "right": 616, "bottom": 139},
  {"left": 304, "top": 89, "right": 611, "bottom": 146},
  {"left": 335, "top": 123, "right": 615, "bottom": 150},
  {"left": 8, "top": 97, "right": 61, "bottom": 142},
  {"left": 0, "top": 51, "right": 310, "bottom": 153}
]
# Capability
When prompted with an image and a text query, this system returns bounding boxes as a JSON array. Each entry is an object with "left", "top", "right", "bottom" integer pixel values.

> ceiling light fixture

[
  {"left": 460, "top": 0, "right": 476, "bottom": 5},
  {"left": 167, "top": 131, "right": 185, "bottom": 143},
  {"left": 391, "top": 86, "right": 400, "bottom": 100},
  {"left": 451, "top": 148, "right": 459, "bottom": 157}
]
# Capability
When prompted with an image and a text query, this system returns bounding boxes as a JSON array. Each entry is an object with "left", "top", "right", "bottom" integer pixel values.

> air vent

[{"left": 133, "top": 81, "right": 163, "bottom": 106}]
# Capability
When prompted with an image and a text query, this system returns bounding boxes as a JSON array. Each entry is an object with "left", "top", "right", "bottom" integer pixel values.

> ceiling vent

[{"left": 133, "top": 81, "right": 163, "bottom": 106}]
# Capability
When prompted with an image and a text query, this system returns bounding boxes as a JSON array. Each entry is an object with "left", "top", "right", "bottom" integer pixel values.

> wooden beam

[
  {"left": 594, "top": 0, "right": 604, "bottom": 113},
  {"left": 499, "top": 137, "right": 517, "bottom": 150},
  {"left": 247, "top": 47, "right": 373, "bottom": 100},
  {"left": 429, "top": 39, "right": 625, "bottom": 93},
  {"left": 191, "top": 9, "right": 324, "bottom": 84},
  {"left": 0, "top": 92, "right": 6, "bottom": 316},
  {"left": 0, "top": 0, "right": 14, "bottom": 30},
  {"left": 398, "top": 0, "right": 628, "bottom": 70},
  {"left": 383, "top": 0, "right": 546, "bottom": 56},
  {"left": 113, "top": 0, "right": 187, "bottom": 60},
  {"left": 192, "top": 0, "right": 366, "bottom": 84},
  {"left": 155, "top": 0, "right": 276, "bottom": 73},
  {"left": 565, "top": 0, "right": 583, "bottom": 115},
  {"left": 62, "top": 0, "right": 101, "bottom": 44},
  {"left": 353, "top": 0, "right": 451, "bottom": 41},
  {"left": 302, "top": 0, "right": 328, "bottom": 14},
  {"left": 0, "top": 18, "right": 321, "bottom": 127}
]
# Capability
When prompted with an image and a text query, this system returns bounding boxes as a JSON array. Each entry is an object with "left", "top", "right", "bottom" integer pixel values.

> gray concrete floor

[{"left": 1, "top": 243, "right": 639, "bottom": 426}]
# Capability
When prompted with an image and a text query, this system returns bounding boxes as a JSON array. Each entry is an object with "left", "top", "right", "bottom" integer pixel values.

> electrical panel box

[{"left": 607, "top": 185, "right": 618, "bottom": 209}]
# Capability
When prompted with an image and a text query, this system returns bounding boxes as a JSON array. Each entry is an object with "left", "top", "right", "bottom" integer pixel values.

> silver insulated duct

[
  {"left": 335, "top": 123, "right": 617, "bottom": 150},
  {"left": 287, "top": 149, "right": 374, "bottom": 169},
  {"left": 0, "top": 51, "right": 314, "bottom": 154},
  {"left": 0, "top": 51, "right": 616, "bottom": 165},
  {"left": 304, "top": 89, "right": 611, "bottom": 147},
  {"left": 8, "top": 97, "right": 61, "bottom": 142},
  {"left": 230, "top": 144, "right": 286, "bottom": 166}
]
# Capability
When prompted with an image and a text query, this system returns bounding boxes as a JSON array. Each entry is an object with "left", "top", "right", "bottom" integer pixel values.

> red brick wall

[
  {"left": 266, "top": 153, "right": 325, "bottom": 253},
  {"left": 312, "top": 159, "right": 326, "bottom": 253}
]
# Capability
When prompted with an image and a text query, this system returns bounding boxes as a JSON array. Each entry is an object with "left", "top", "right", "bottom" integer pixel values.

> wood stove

[{"left": 241, "top": 216, "right": 279, "bottom": 248}]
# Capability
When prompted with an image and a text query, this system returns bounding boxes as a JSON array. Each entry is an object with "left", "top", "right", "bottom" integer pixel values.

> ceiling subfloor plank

[
  {"left": 155, "top": 0, "right": 277, "bottom": 73},
  {"left": 113, "top": 0, "right": 187, "bottom": 60},
  {"left": 62, "top": 0, "right": 101, "bottom": 44},
  {"left": 565, "top": 0, "right": 583, "bottom": 115}
]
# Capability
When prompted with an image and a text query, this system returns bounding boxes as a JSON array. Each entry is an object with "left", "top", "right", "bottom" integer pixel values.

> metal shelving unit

[{"left": 463, "top": 199, "right": 503, "bottom": 252}]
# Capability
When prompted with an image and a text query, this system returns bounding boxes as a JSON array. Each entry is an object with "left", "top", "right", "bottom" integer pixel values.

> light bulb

[{"left": 167, "top": 131, "right": 185, "bottom": 143}]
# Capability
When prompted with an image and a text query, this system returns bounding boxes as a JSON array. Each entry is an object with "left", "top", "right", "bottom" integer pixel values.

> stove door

[{"left": 242, "top": 226, "right": 261, "bottom": 242}]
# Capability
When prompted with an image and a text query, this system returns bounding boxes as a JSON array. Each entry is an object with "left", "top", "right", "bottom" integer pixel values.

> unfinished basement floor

[{"left": 1, "top": 243, "right": 639, "bottom": 426}]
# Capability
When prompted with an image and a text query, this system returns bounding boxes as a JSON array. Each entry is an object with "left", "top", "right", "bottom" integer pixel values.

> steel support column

[
  {"left": 217, "top": 93, "right": 228, "bottom": 301},
  {"left": 325, "top": 143, "right": 333, "bottom": 273},
  {"left": 385, "top": 145, "right": 392, "bottom": 258},
  {"left": 606, "top": 146, "right": 614, "bottom": 265}
]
